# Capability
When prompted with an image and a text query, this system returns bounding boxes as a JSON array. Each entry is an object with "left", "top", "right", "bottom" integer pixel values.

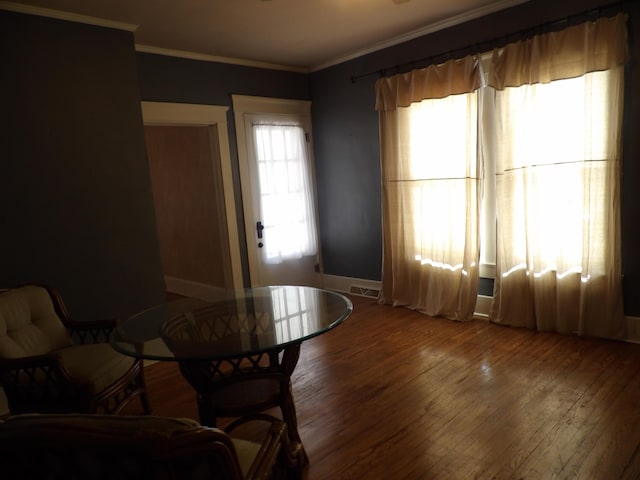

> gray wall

[
  {"left": 311, "top": 70, "right": 382, "bottom": 281},
  {"left": 0, "top": 11, "right": 165, "bottom": 320}
]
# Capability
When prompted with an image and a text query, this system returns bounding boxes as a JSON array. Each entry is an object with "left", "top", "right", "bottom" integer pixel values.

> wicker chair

[
  {"left": 0, "top": 284, "right": 150, "bottom": 415},
  {"left": 0, "top": 413, "right": 293, "bottom": 479}
]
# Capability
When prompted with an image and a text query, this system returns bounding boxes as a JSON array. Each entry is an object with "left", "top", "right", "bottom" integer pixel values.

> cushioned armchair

[
  {"left": 0, "top": 413, "right": 292, "bottom": 479},
  {"left": 0, "top": 284, "right": 150, "bottom": 415}
]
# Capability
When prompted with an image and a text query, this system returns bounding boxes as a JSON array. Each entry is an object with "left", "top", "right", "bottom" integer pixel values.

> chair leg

[
  {"left": 140, "top": 391, "right": 152, "bottom": 414},
  {"left": 277, "top": 434, "right": 306, "bottom": 480},
  {"left": 136, "top": 362, "right": 152, "bottom": 414}
]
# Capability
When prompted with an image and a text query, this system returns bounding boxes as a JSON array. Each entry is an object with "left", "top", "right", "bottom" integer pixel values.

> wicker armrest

[
  {"left": 0, "top": 354, "right": 89, "bottom": 414},
  {"left": 32, "top": 284, "right": 115, "bottom": 344},
  {"left": 0, "top": 353, "right": 79, "bottom": 384},
  {"left": 63, "top": 318, "right": 118, "bottom": 344}
]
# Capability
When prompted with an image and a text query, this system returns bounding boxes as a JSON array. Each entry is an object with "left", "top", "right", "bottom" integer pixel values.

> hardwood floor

[{"left": 133, "top": 296, "right": 640, "bottom": 479}]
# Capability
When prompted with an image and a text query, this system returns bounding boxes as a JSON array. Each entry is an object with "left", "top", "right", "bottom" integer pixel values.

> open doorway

[{"left": 141, "top": 102, "right": 243, "bottom": 296}]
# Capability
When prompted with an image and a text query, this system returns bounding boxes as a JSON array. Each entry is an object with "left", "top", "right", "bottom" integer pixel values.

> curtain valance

[
  {"left": 375, "top": 55, "right": 480, "bottom": 111},
  {"left": 375, "top": 13, "right": 628, "bottom": 111},
  {"left": 487, "top": 13, "right": 628, "bottom": 89}
]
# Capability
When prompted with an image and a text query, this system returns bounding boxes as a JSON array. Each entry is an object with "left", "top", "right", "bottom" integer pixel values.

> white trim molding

[
  {"left": 324, "top": 274, "right": 493, "bottom": 319},
  {"left": 625, "top": 316, "right": 640, "bottom": 344},
  {"left": 311, "top": 0, "right": 531, "bottom": 70},
  {"left": 0, "top": 1, "right": 137, "bottom": 31},
  {"left": 136, "top": 44, "right": 307, "bottom": 73},
  {"left": 141, "top": 101, "right": 244, "bottom": 290},
  {"left": 142, "top": 101, "right": 226, "bottom": 126},
  {"left": 0, "top": 0, "right": 532, "bottom": 74}
]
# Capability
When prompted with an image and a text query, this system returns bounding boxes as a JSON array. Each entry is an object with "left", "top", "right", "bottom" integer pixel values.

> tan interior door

[{"left": 145, "top": 125, "right": 233, "bottom": 290}]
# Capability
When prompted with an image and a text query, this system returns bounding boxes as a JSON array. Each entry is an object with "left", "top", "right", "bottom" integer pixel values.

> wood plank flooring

[{"left": 132, "top": 296, "right": 640, "bottom": 479}]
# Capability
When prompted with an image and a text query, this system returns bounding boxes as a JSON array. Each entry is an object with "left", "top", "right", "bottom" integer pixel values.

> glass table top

[{"left": 111, "top": 285, "right": 353, "bottom": 361}]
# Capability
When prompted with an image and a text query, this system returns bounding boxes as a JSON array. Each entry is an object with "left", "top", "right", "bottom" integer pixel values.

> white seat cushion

[
  {"left": 55, "top": 343, "right": 136, "bottom": 394},
  {"left": 0, "top": 286, "right": 72, "bottom": 359}
]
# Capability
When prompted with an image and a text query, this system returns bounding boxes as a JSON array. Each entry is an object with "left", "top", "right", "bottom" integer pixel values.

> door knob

[{"left": 256, "top": 221, "right": 265, "bottom": 239}]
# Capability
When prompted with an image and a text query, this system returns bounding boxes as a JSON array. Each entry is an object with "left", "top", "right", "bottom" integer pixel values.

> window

[
  {"left": 401, "top": 71, "right": 615, "bottom": 281},
  {"left": 390, "top": 64, "right": 614, "bottom": 281},
  {"left": 252, "top": 121, "right": 318, "bottom": 264},
  {"left": 490, "top": 71, "right": 613, "bottom": 280},
  {"left": 401, "top": 60, "right": 616, "bottom": 280},
  {"left": 406, "top": 92, "right": 478, "bottom": 273},
  {"left": 377, "top": 14, "right": 627, "bottom": 333}
]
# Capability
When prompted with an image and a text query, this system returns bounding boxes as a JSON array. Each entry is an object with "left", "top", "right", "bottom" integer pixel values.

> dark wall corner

[{"left": 1, "top": 10, "right": 166, "bottom": 320}]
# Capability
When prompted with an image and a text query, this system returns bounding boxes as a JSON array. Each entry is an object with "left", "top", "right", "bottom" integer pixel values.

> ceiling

[{"left": 3, "top": 0, "right": 530, "bottom": 71}]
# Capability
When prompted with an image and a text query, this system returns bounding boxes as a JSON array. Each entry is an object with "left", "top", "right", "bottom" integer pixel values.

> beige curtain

[
  {"left": 486, "top": 14, "right": 628, "bottom": 338},
  {"left": 376, "top": 56, "right": 482, "bottom": 321}
]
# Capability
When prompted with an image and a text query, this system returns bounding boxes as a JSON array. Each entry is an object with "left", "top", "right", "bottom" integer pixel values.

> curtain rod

[{"left": 350, "top": 0, "right": 631, "bottom": 83}]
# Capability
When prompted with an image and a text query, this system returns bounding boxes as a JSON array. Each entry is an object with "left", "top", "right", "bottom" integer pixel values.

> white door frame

[
  {"left": 141, "top": 101, "right": 244, "bottom": 290},
  {"left": 232, "top": 94, "right": 321, "bottom": 287}
]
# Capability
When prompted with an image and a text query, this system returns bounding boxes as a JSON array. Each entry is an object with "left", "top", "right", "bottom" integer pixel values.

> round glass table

[{"left": 112, "top": 285, "right": 353, "bottom": 466}]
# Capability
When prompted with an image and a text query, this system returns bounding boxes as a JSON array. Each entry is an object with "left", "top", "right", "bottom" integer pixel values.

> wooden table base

[{"left": 177, "top": 342, "right": 309, "bottom": 468}]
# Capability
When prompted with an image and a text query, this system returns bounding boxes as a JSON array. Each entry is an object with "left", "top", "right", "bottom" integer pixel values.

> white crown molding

[
  {"left": 1, "top": 0, "right": 530, "bottom": 72},
  {"left": 135, "top": 44, "right": 308, "bottom": 73},
  {"left": 139, "top": 0, "right": 532, "bottom": 72},
  {"left": 0, "top": 1, "right": 137, "bottom": 31},
  {"left": 310, "top": 0, "right": 532, "bottom": 71}
]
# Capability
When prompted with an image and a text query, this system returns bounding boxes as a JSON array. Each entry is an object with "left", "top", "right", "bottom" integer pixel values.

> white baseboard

[
  {"left": 625, "top": 316, "right": 640, "bottom": 343},
  {"left": 165, "top": 276, "right": 226, "bottom": 299},
  {"left": 323, "top": 274, "right": 493, "bottom": 319},
  {"left": 473, "top": 299, "right": 640, "bottom": 343}
]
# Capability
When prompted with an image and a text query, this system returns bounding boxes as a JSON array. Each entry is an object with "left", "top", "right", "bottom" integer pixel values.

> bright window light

[
  {"left": 406, "top": 92, "right": 478, "bottom": 271},
  {"left": 253, "top": 123, "right": 318, "bottom": 264},
  {"left": 405, "top": 70, "right": 611, "bottom": 281}
]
